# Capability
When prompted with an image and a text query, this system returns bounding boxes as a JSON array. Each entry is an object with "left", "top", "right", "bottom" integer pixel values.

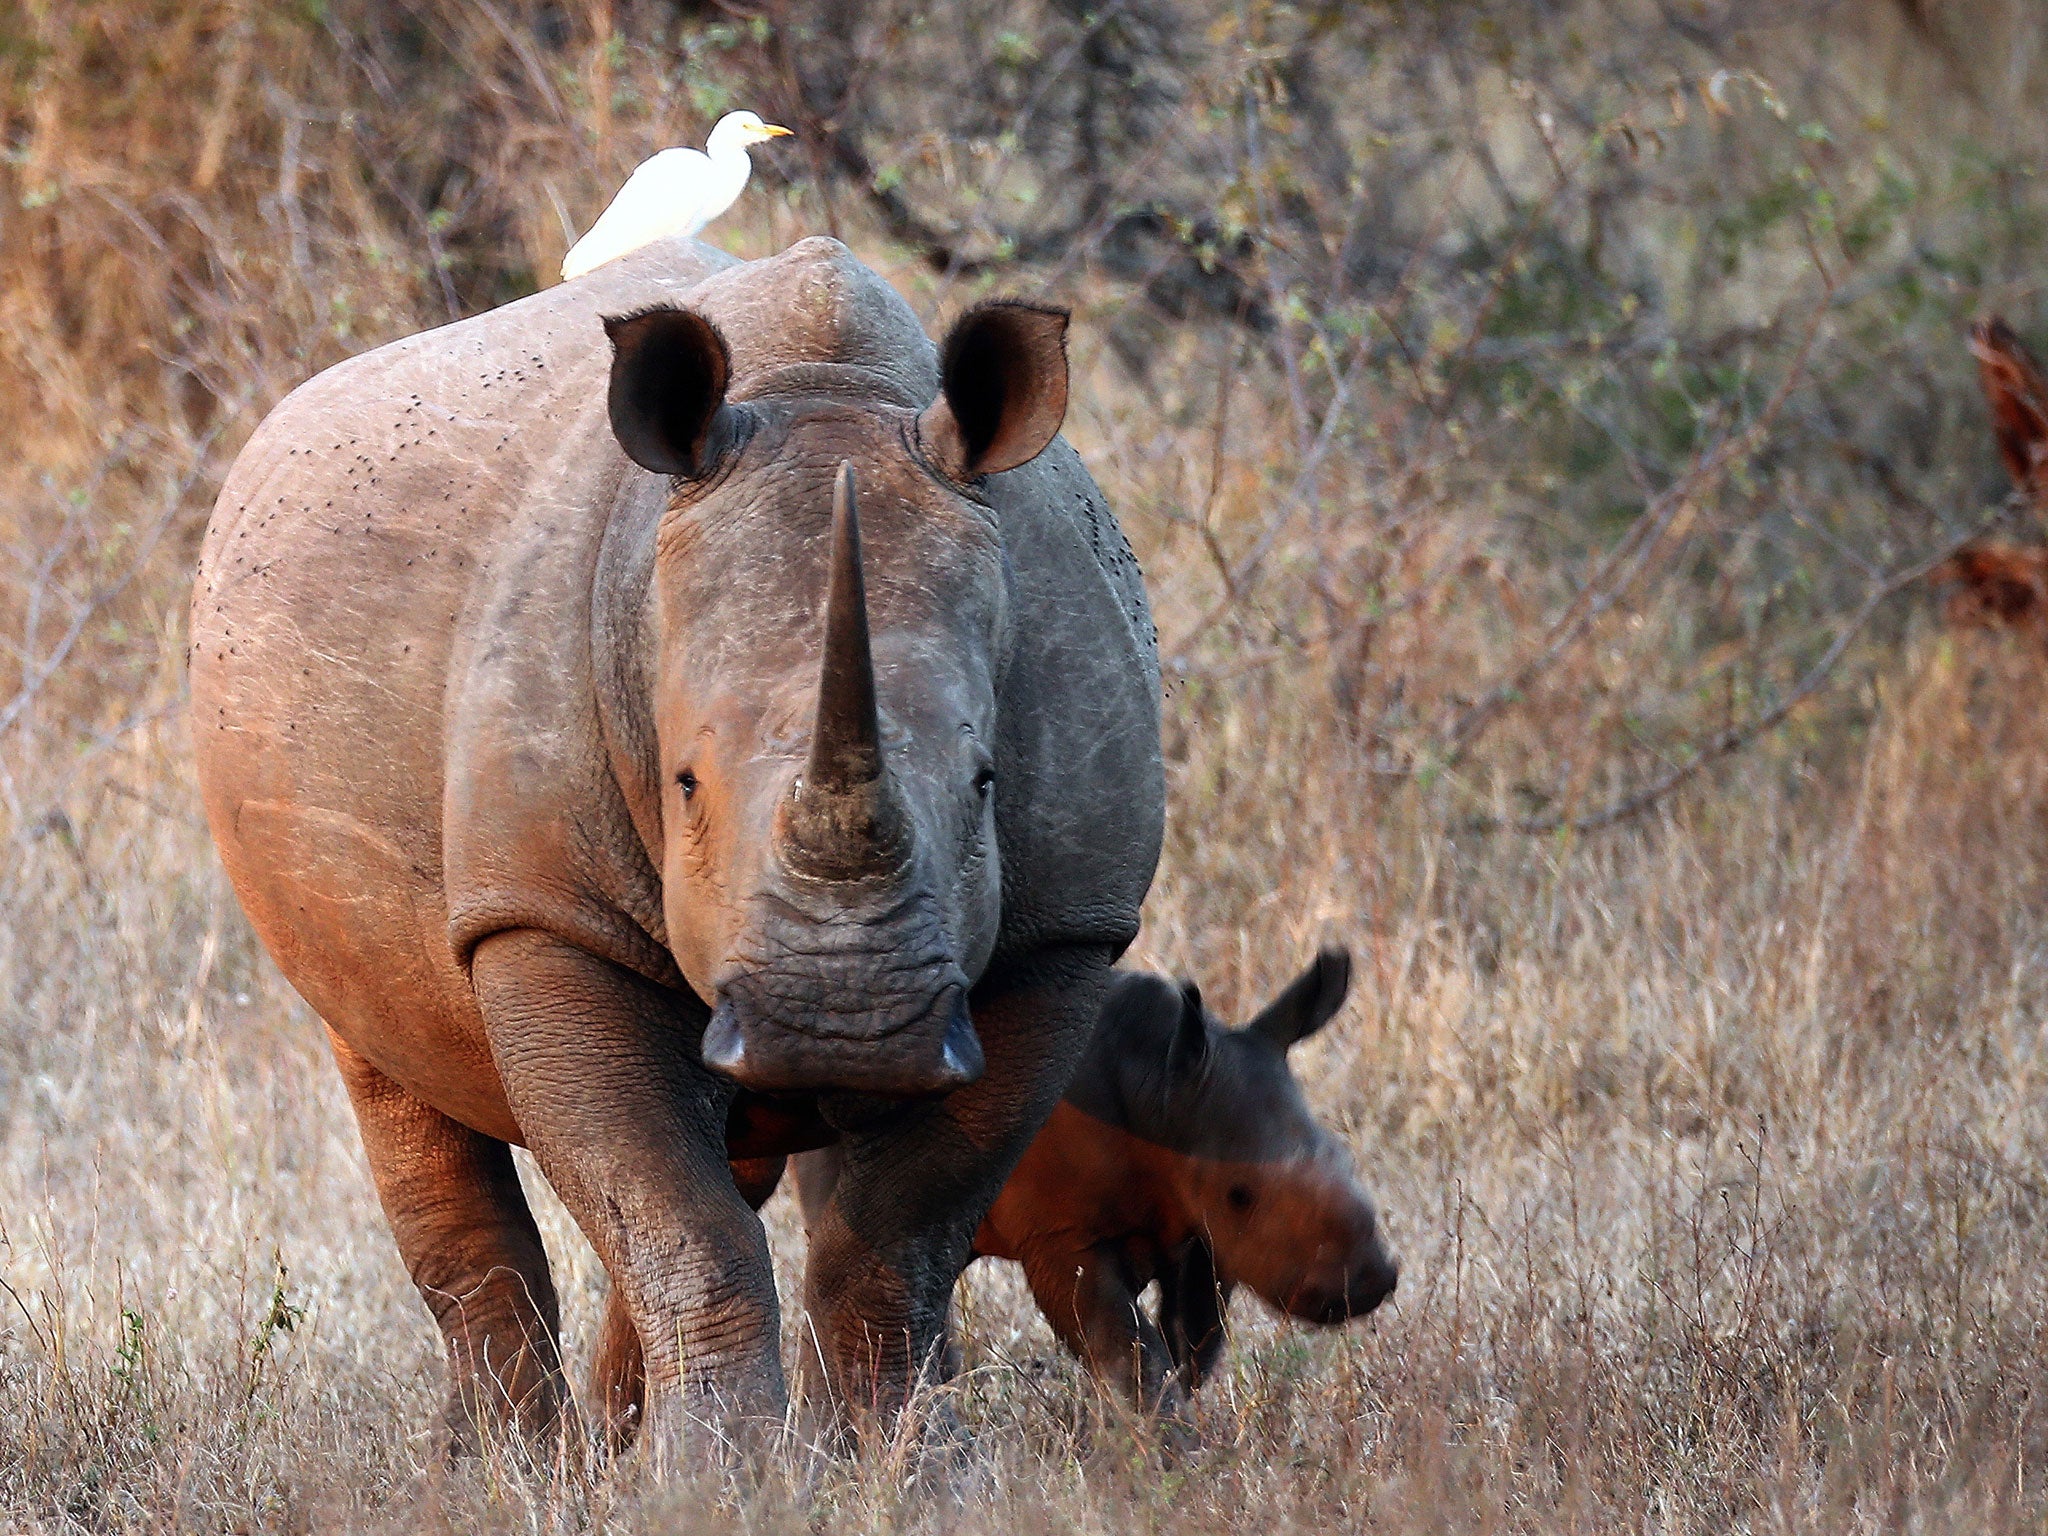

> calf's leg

[
  {"left": 328, "top": 1029, "right": 566, "bottom": 1451},
  {"left": 1155, "top": 1241, "right": 1233, "bottom": 1392},
  {"left": 1022, "top": 1243, "right": 1187, "bottom": 1416}
]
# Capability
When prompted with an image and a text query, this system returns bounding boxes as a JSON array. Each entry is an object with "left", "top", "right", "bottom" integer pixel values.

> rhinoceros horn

[{"left": 780, "top": 462, "right": 913, "bottom": 880}]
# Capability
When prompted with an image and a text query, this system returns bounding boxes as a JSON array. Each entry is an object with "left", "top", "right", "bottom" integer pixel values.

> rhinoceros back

[{"left": 190, "top": 238, "right": 739, "bottom": 1132}]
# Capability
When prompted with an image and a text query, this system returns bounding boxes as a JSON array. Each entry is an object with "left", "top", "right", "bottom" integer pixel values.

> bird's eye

[
  {"left": 1227, "top": 1185, "right": 1256, "bottom": 1214},
  {"left": 973, "top": 765, "right": 996, "bottom": 800},
  {"left": 676, "top": 768, "right": 699, "bottom": 800}
]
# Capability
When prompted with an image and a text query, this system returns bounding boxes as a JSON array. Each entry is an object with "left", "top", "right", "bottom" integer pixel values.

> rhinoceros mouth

[
  {"left": 1279, "top": 1246, "right": 1400, "bottom": 1326},
  {"left": 701, "top": 974, "right": 984, "bottom": 1097}
]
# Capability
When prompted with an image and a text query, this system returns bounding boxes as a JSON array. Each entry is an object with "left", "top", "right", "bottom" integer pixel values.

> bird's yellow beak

[{"left": 760, "top": 123, "right": 794, "bottom": 139}]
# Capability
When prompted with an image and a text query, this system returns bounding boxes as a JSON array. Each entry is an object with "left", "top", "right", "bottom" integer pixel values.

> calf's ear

[
  {"left": 605, "top": 307, "right": 744, "bottom": 478},
  {"left": 919, "top": 300, "right": 1069, "bottom": 481},
  {"left": 1166, "top": 978, "right": 1210, "bottom": 1075},
  {"left": 1247, "top": 947, "right": 1351, "bottom": 1050}
]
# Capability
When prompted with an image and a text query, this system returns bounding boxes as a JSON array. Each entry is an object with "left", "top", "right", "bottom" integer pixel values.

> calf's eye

[
  {"left": 1227, "top": 1184, "right": 1256, "bottom": 1214},
  {"left": 676, "top": 768, "right": 699, "bottom": 800},
  {"left": 973, "top": 765, "right": 996, "bottom": 799}
]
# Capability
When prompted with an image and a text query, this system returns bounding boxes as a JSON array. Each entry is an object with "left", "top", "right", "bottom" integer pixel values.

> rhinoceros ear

[
  {"left": 1246, "top": 947, "right": 1351, "bottom": 1050},
  {"left": 1166, "top": 978, "right": 1210, "bottom": 1075},
  {"left": 604, "top": 307, "right": 744, "bottom": 479},
  {"left": 919, "top": 300, "right": 1069, "bottom": 480}
]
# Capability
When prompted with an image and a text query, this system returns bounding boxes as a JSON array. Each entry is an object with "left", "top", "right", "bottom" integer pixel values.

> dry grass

[
  {"left": 9, "top": 623, "right": 2048, "bottom": 1533},
  {"left": 8, "top": 2, "right": 2048, "bottom": 1531}
]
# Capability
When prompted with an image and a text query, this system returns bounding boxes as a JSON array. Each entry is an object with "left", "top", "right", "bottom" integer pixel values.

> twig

[
  {"left": 0, "top": 1272, "right": 53, "bottom": 1359},
  {"left": 1462, "top": 500, "right": 2021, "bottom": 835},
  {"left": 1160, "top": 319, "right": 1384, "bottom": 664},
  {"left": 1241, "top": 84, "right": 1312, "bottom": 461},
  {"left": 0, "top": 422, "right": 238, "bottom": 744},
  {"left": 1439, "top": 283, "right": 1835, "bottom": 767}
]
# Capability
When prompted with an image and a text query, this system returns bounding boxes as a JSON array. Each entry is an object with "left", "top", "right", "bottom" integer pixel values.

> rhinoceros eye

[
  {"left": 676, "top": 768, "right": 699, "bottom": 800},
  {"left": 973, "top": 764, "right": 996, "bottom": 800}
]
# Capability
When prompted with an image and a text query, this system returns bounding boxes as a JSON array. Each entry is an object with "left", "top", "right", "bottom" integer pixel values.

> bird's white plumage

[{"left": 561, "top": 110, "right": 792, "bottom": 280}]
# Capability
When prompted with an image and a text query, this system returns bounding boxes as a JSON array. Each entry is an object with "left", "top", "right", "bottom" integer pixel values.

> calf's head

[
  {"left": 603, "top": 257, "right": 1067, "bottom": 1098},
  {"left": 1100, "top": 950, "right": 1398, "bottom": 1327}
]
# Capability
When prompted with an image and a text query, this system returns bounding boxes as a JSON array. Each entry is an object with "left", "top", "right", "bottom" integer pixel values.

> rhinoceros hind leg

[
  {"left": 327, "top": 1029, "right": 568, "bottom": 1454},
  {"left": 591, "top": 1283, "right": 645, "bottom": 1455}
]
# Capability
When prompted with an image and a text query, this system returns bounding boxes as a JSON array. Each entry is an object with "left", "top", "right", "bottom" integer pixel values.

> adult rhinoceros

[{"left": 189, "top": 236, "right": 1162, "bottom": 1449}]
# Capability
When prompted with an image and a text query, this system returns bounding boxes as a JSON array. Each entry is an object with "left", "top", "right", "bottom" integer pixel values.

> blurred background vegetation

[
  {"left": 4, "top": 0, "right": 2048, "bottom": 837},
  {"left": 11, "top": 6, "right": 2048, "bottom": 1528}
]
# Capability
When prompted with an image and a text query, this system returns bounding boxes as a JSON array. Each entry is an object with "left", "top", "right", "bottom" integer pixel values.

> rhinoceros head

[
  {"left": 1098, "top": 951, "right": 1399, "bottom": 1330},
  {"left": 600, "top": 239, "right": 1067, "bottom": 1099}
]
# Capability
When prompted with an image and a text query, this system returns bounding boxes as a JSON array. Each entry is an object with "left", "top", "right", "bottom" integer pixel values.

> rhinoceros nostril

[
  {"left": 934, "top": 993, "right": 985, "bottom": 1087},
  {"left": 702, "top": 1000, "right": 748, "bottom": 1075}
]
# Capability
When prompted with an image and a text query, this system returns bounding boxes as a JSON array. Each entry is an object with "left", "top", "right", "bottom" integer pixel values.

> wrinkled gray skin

[{"left": 189, "top": 236, "right": 1163, "bottom": 1451}]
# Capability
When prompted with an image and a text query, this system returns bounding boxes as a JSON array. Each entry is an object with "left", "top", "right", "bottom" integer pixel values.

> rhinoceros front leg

[
  {"left": 1155, "top": 1240, "right": 1234, "bottom": 1393},
  {"left": 470, "top": 928, "right": 786, "bottom": 1449},
  {"left": 799, "top": 943, "right": 1114, "bottom": 1438},
  {"left": 589, "top": 1154, "right": 788, "bottom": 1453},
  {"left": 327, "top": 1030, "right": 567, "bottom": 1452}
]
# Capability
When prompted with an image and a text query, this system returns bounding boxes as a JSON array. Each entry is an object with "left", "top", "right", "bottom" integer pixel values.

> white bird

[{"left": 560, "top": 110, "right": 793, "bottom": 280}]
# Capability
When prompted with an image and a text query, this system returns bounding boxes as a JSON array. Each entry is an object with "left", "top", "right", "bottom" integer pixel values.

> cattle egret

[{"left": 560, "top": 110, "right": 793, "bottom": 279}]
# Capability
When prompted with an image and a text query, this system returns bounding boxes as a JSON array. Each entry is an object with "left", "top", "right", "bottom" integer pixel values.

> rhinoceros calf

[
  {"left": 760, "top": 948, "right": 1396, "bottom": 1420},
  {"left": 189, "top": 236, "right": 1162, "bottom": 1448},
  {"left": 974, "top": 947, "right": 1398, "bottom": 1412}
]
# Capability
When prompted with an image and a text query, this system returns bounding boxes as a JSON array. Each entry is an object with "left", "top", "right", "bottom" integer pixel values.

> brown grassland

[{"left": 7, "top": 1, "right": 2048, "bottom": 1530}]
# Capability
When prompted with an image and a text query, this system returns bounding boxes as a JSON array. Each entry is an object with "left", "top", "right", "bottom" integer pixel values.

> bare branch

[
  {"left": 1463, "top": 498, "right": 2024, "bottom": 836},
  {"left": 1439, "top": 281, "right": 1836, "bottom": 767}
]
